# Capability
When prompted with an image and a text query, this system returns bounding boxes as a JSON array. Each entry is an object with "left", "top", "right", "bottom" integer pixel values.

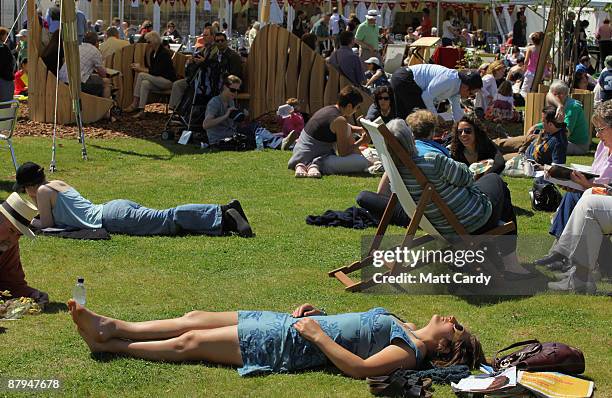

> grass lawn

[{"left": 1, "top": 136, "right": 611, "bottom": 397}]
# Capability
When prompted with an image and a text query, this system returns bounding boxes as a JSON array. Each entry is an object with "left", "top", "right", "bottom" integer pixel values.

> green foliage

[{"left": 0, "top": 137, "right": 610, "bottom": 397}]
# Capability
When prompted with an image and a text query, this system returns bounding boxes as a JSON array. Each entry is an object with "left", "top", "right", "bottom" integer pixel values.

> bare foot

[
  {"left": 77, "top": 327, "right": 106, "bottom": 353},
  {"left": 67, "top": 299, "right": 116, "bottom": 343}
]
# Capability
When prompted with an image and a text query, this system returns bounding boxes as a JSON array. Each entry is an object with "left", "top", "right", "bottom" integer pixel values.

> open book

[{"left": 543, "top": 164, "right": 599, "bottom": 191}]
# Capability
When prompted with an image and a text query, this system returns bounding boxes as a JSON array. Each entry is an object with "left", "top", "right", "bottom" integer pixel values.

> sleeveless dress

[
  {"left": 52, "top": 188, "right": 104, "bottom": 229},
  {"left": 237, "top": 307, "right": 422, "bottom": 376}
]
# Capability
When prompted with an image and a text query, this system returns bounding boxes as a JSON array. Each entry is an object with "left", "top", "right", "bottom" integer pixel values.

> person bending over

[
  {"left": 288, "top": 85, "right": 372, "bottom": 178},
  {"left": 68, "top": 300, "right": 484, "bottom": 377},
  {"left": 14, "top": 162, "right": 252, "bottom": 237},
  {"left": 390, "top": 64, "right": 482, "bottom": 122}
]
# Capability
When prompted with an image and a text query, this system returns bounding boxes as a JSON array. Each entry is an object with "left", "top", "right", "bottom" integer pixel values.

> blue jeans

[
  {"left": 550, "top": 191, "right": 583, "bottom": 238},
  {"left": 102, "top": 200, "right": 222, "bottom": 236}
]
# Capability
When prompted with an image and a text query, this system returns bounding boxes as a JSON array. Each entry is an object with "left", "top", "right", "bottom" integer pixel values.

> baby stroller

[{"left": 161, "top": 69, "right": 208, "bottom": 143}]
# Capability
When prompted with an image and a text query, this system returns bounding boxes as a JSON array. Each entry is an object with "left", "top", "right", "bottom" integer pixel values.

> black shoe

[
  {"left": 534, "top": 252, "right": 566, "bottom": 266},
  {"left": 503, "top": 270, "right": 538, "bottom": 281},
  {"left": 546, "top": 260, "right": 568, "bottom": 272},
  {"left": 224, "top": 209, "right": 253, "bottom": 238},
  {"left": 227, "top": 199, "right": 249, "bottom": 225}
]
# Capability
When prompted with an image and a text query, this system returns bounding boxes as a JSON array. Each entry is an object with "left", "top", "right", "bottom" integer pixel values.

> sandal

[
  {"left": 307, "top": 164, "right": 321, "bottom": 178},
  {"left": 294, "top": 163, "right": 308, "bottom": 178}
]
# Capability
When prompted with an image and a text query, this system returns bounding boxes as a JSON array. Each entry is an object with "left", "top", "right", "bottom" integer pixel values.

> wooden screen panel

[
  {"left": 81, "top": 94, "right": 113, "bottom": 124},
  {"left": 524, "top": 93, "right": 547, "bottom": 134},
  {"left": 253, "top": 26, "right": 269, "bottom": 118},
  {"left": 35, "top": 57, "right": 48, "bottom": 122},
  {"left": 285, "top": 33, "right": 300, "bottom": 100},
  {"left": 265, "top": 25, "right": 279, "bottom": 112},
  {"left": 274, "top": 27, "right": 290, "bottom": 110},
  {"left": 297, "top": 42, "right": 315, "bottom": 115},
  {"left": 110, "top": 48, "right": 124, "bottom": 107},
  {"left": 571, "top": 90, "right": 594, "bottom": 141},
  {"left": 172, "top": 52, "right": 187, "bottom": 79},
  {"left": 120, "top": 45, "right": 135, "bottom": 109},
  {"left": 323, "top": 64, "right": 340, "bottom": 107},
  {"left": 45, "top": 71, "right": 56, "bottom": 123},
  {"left": 309, "top": 56, "right": 326, "bottom": 114},
  {"left": 247, "top": 35, "right": 258, "bottom": 115}
]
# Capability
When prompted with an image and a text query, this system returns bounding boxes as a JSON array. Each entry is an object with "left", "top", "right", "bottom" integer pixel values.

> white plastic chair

[{"left": 0, "top": 100, "right": 19, "bottom": 172}]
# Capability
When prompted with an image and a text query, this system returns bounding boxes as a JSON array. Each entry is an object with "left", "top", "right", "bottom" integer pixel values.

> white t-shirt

[{"left": 442, "top": 20, "right": 456, "bottom": 40}]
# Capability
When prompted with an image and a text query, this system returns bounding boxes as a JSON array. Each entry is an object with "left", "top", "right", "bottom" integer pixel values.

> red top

[
  {"left": 421, "top": 15, "right": 432, "bottom": 37},
  {"left": 280, "top": 112, "right": 305, "bottom": 138},
  {"left": 0, "top": 243, "right": 36, "bottom": 298},
  {"left": 14, "top": 70, "right": 27, "bottom": 95}
]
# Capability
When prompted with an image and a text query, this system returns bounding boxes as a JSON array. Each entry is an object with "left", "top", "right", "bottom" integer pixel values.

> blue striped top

[{"left": 398, "top": 152, "right": 492, "bottom": 236}]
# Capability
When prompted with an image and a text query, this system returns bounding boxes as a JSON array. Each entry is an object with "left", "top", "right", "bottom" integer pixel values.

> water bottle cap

[{"left": 77, "top": 277, "right": 84, "bottom": 283}]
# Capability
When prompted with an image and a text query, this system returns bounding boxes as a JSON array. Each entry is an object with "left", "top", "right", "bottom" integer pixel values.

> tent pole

[{"left": 436, "top": 0, "right": 440, "bottom": 33}]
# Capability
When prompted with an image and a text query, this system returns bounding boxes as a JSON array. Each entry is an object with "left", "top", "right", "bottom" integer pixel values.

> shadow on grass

[
  {"left": 0, "top": 180, "right": 15, "bottom": 193},
  {"left": 45, "top": 302, "right": 69, "bottom": 314},
  {"left": 88, "top": 142, "right": 202, "bottom": 161},
  {"left": 513, "top": 206, "right": 534, "bottom": 217},
  {"left": 0, "top": 326, "right": 6, "bottom": 334}
]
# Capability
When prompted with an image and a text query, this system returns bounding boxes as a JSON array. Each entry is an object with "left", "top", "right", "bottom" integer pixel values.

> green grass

[{"left": 1, "top": 136, "right": 611, "bottom": 397}]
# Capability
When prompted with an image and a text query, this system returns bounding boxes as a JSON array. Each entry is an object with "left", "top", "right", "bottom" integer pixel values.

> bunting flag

[
  {"left": 180, "top": 0, "right": 187, "bottom": 5},
  {"left": 387, "top": 2, "right": 395, "bottom": 10},
  {"left": 169, "top": 0, "right": 175, "bottom": 5},
  {"left": 508, "top": 5, "right": 515, "bottom": 13},
  {"left": 399, "top": 1, "right": 407, "bottom": 10},
  {"left": 240, "top": 0, "right": 247, "bottom": 5},
  {"left": 364, "top": 1, "right": 372, "bottom": 8},
  {"left": 341, "top": 0, "right": 348, "bottom": 6},
  {"left": 376, "top": 2, "right": 383, "bottom": 10},
  {"left": 410, "top": 1, "right": 418, "bottom": 10}
]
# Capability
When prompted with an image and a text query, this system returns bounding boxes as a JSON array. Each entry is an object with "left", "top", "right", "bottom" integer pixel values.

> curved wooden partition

[{"left": 248, "top": 24, "right": 373, "bottom": 119}]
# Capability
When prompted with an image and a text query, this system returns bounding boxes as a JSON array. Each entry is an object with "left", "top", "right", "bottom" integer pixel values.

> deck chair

[
  {"left": 0, "top": 100, "right": 19, "bottom": 172},
  {"left": 329, "top": 118, "right": 516, "bottom": 291}
]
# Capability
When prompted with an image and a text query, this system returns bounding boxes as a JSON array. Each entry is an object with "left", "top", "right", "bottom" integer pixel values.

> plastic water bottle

[
  {"left": 73, "top": 277, "right": 86, "bottom": 306},
  {"left": 255, "top": 133, "right": 264, "bottom": 151}
]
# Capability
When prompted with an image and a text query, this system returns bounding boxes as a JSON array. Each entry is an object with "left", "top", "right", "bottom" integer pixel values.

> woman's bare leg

[
  {"left": 68, "top": 300, "right": 238, "bottom": 342},
  {"left": 77, "top": 325, "right": 243, "bottom": 366},
  {"left": 377, "top": 173, "right": 391, "bottom": 196}
]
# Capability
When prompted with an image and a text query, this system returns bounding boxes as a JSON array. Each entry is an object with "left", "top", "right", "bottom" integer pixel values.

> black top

[
  {"left": 0, "top": 44, "right": 14, "bottom": 81},
  {"left": 452, "top": 139, "right": 505, "bottom": 175},
  {"left": 147, "top": 48, "right": 177, "bottom": 82},
  {"left": 513, "top": 20, "right": 527, "bottom": 47},
  {"left": 304, "top": 105, "right": 342, "bottom": 143},
  {"left": 366, "top": 103, "right": 396, "bottom": 124}
]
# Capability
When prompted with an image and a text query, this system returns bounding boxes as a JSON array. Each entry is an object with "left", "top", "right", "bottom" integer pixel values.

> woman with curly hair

[
  {"left": 450, "top": 114, "right": 505, "bottom": 176},
  {"left": 68, "top": 300, "right": 485, "bottom": 377}
]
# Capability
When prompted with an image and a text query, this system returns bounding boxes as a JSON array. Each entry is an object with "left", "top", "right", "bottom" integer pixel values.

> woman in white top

[
  {"left": 441, "top": 12, "right": 459, "bottom": 47},
  {"left": 475, "top": 60, "right": 506, "bottom": 111}
]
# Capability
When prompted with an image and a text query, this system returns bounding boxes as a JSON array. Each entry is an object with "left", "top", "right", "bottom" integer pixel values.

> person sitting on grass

[
  {"left": 124, "top": 31, "right": 177, "bottom": 119},
  {"left": 288, "top": 85, "right": 372, "bottom": 178},
  {"left": 545, "top": 80, "right": 590, "bottom": 155},
  {"left": 277, "top": 98, "right": 304, "bottom": 151},
  {"left": 14, "top": 162, "right": 253, "bottom": 238},
  {"left": 0, "top": 193, "right": 49, "bottom": 308},
  {"left": 484, "top": 80, "right": 521, "bottom": 123},
  {"left": 450, "top": 114, "right": 505, "bottom": 176},
  {"left": 537, "top": 101, "right": 612, "bottom": 272},
  {"left": 494, "top": 106, "right": 568, "bottom": 165},
  {"left": 202, "top": 75, "right": 243, "bottom": 146},
  {"left": 67, "top": 300, "right": 485, "bottom": 377},
  {"left": 366, "top": 86, "right": 398, "bottom": 124},
  {"left": 364, "top": 57, "right": 389, "bottom": 92}
]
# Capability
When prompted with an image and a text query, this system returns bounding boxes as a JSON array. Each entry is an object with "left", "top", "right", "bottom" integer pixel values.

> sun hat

[
  {"left": 364, "top": 57, "right": 381, "bottom": 66},
  {"left": 366, "top": 10, "right": 379, "bottom": 19},
  {"left": 16, "top": 29, "right": 28, "bottom": 37},
  {"left": 13, "top": 162, "right": 46, "bottom": 193},
  {"left": 0, "top": 193, "right": 38, "bottom": 238},
  {"left": 277, "top": 104, "right": 294, "bottom": 119}
]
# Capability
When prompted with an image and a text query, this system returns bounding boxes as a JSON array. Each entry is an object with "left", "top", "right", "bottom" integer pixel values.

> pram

[{"left": 161, "top": 69, "right": 209, "bottom": 143}]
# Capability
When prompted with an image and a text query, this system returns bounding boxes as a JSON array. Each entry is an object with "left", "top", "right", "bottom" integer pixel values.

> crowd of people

[{"left": 0, "top": 5, "right": 611, "bottom": 383}]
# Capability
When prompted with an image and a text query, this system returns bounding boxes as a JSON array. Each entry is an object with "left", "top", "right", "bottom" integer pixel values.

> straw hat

[
  {"left": 0, "top": 193, "right": 38, "bottom": 238},
  {"left": 366, "top": 10, "right": 379, "bottom": 19}
]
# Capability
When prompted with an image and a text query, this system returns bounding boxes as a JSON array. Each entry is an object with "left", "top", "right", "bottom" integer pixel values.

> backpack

[
  {"left": 337, "top": 16, "right": 347, "bottom": 33},
  {"left": 530, "top": 179, "right": 562, "bottom": 212}
]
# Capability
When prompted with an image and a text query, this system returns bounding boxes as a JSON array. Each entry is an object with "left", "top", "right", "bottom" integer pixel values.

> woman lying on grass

[
  {"left": 68, "top": 300, "right": 484, "bottom": 377},
  {"left": 14, "top": 162, "right": 253, "bottom": 237}
]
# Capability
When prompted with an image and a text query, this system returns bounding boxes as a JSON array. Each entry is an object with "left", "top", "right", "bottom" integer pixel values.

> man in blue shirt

[
  {"left": 598, "top": 55, "right": 612, "bottom": 102},
  {"left": 327, "top": 31, "right": 365, "bottom": 86},
  {"left": 390, "top": 64, "right": 482, "bottom": 122}
]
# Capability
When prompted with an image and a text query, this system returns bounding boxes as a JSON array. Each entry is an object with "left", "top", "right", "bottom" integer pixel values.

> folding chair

[
  {"left": 329, "top": 118, "right": 516, "bottom": 291},
  {"left": 0, "top": 100, "right": 19, "bottom": 172}
]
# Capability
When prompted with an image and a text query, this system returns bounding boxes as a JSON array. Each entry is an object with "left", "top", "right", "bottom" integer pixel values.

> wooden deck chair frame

[
  {"left": 0, "top": 100, "right": 20, "bottom": 172},
  {"left": 329, "top": 118, "right": 516, "bottom": 292}
]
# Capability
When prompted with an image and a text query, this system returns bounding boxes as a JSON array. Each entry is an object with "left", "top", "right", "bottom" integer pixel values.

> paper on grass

[
  {"left": 178, "top": 130, "right": 192, "bottom": 145},
  {"left": 451, "top": 366, "right": 517, "bottom": 393},
  {"left": 517, "top": 371, "right": 594, "bottom": 398}
]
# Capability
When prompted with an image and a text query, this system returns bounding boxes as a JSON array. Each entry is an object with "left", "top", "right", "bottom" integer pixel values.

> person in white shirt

[
  {"left": 58, "top": 31, "right": 110, "bottom": 98},
  {"left": 329, "top": 7, "right": 348, "bottom": 48},
  {"left": 441, "top": 11, "right": 460, "bottom": 46},
  {"left": 475, "top": 60, "right": 506, "bottom": 111},
  {"left": 390, "top": 64, "right": 482, "bottom": 122}
]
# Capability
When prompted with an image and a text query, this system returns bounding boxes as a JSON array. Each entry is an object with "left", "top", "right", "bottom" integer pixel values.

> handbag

[
  {"left": 530, "top": 179, "right": 562, "bottom": 212},
  {"left": 493, "top": 340, "right": 585, "bottom": 375}
]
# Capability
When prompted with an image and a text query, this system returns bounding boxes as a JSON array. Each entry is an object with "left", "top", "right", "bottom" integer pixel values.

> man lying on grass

[
  {"left": 14, "top": 162, "right": 253, "bottom": 238},
  {"left": 68, "top": 300, "right": 484, "bottom": 377}
]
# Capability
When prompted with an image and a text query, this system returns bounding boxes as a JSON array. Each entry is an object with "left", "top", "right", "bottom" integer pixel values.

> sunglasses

[
  {"left": 457, "top": 127, "right": 473, "bottom": 135},
  {"left": 595, "top": 126, "right": 609, "bottom": 134},
  {"left": 377, "top": 96, "right": 390, "bottom": 101},
  {"left": 227, "top": 87, "right": 239, "bottom": 93},
  {"left": 215, "top": 39, "right": 226, "bottom": 43}
]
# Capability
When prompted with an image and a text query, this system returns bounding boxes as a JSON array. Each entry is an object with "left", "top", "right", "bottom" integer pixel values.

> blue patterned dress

[{"left": 237, "top": 307, "right": 421, "bottom": 376}]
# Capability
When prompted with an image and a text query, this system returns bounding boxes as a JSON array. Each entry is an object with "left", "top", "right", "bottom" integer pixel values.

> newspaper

[
  {"left": 517, "top": 371, "right": 594, "bottom": 398},
  {"left": 542, "top": 164, "right": 600, "bottom": 192},
  {"left": 451, "top": 367, "right": 518, "bottom": 394}
]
